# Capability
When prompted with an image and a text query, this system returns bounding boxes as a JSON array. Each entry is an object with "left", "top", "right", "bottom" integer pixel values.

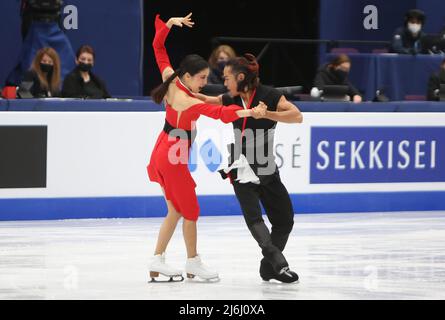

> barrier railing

[{"left": 211, "top": 36, "right": 390, "bottom": 60}]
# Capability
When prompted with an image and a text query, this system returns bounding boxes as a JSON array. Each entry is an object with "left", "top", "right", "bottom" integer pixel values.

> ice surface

[{"left": 1, "top": 211, "right": 444, "bottom": 300}]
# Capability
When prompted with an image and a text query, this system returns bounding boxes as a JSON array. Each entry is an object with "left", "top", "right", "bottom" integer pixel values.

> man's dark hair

[
  {"left": 404, "top": 9, "right": 426, "bottom": 26},
  {"left": 225, "top": 53, "right": 260, "bottom": 93}
]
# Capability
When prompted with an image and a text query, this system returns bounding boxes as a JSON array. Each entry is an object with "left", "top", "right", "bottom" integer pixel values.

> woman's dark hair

[
  {"left": 225, "top": 53, "right": 260, "bottom": 93},
  {"left": 76, "top": 45, "right": 96, "bottom": 60},
  {"left": 329, "top": 54, "right": 351, "bottom": 68},
  {"left": 151, "top": 54, "right": 209, "bottom": 104}
]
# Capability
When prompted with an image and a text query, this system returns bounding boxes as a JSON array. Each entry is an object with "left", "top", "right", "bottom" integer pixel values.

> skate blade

[
  {"left": 262, "top": 278, "right": 300, "bottom": 285},
  {"left": 149, "top": 271, "right": 184, "bottom": 283},
  {"left": 186, "top": 273, "right": 220, "bottom": 283}
]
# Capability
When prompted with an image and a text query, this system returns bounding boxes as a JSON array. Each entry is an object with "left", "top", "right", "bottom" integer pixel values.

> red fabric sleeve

[
  {"left": 152, "top": 14, "right": 172, "bottom": 74},
  {"left": 190, "top": 103, "right": 243, "bottom": 123}
]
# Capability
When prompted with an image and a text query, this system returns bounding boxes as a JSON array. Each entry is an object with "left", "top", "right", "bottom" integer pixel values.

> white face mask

[{"left": 407, "top": 23, "right": 421, "bottom": 34}]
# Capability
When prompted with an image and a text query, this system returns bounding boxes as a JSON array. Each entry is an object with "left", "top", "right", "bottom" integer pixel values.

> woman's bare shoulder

[
  {"left": 166, "top": 88, "right": 198, "bottom": 111},
  {"left": 183, "top": 96, "right": 206, "bottom": 109}
]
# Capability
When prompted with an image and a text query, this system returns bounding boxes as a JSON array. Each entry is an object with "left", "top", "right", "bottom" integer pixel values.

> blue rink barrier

[
  {"left": 1, "top": 191, "right": 445, "bottom": 221},
  {"left": 2, "top": 99, "right": 445, "bottom": 112},
  {"left": 1, "top": 100, "right": 445, "bottom": 221},
  {"left": 0, "top": 99, "right": 7, "bottom": 111}
]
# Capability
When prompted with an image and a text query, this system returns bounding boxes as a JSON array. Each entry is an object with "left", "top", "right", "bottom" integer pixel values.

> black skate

[{"left": 260, "top": 258, "right": 299, "bottom": 283}]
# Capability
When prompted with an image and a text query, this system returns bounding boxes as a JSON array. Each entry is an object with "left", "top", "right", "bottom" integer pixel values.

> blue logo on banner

[
  {"left": 310, "top": 127, "right": 445, "bottom": 184},
  {"left": 188, "top": 139, "right": 222, "bottom": 172}
]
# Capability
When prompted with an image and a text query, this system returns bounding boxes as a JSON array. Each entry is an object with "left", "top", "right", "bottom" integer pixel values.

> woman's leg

[
  {"left": 154, "top": 189, "right": 182, "bottom": 255},
  {"left": 182, "top": 218, "right": 197, "bottom": 258}
]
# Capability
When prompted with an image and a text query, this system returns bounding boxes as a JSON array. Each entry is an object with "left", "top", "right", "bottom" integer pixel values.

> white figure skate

[
  {"left": 149, "top": 253, "right": 184, "bottom": 282},
  {"left": 185, "top": 255, "right": 219, "bottom": 282}
]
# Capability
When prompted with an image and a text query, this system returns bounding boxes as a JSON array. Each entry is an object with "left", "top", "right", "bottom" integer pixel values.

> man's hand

[{"left": 251, "top": 101, "right": 268, "bottom": 119}]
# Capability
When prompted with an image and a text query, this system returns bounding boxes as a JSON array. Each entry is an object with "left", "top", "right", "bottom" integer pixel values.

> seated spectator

[
  {"left": 390, "top": 9, "right": 426, "bottom": 55},
  {"left": 427, "top": 58, "right": 445, "bottom": 101},
  {"left": 312, "top": 54, "right": 362, "bottom": 103},
  {"left": 207, "top": 45, "right": 236, "bottom": 85},
  {"left": 62, "top": 45, "right": 111, "bottom": 99},
  {"left": 19, "top": 47, "right": 61, "bottom": 98}
]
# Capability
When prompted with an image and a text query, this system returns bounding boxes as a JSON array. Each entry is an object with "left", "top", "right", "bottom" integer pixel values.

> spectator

[
  {"left": 62, "top": 45, "right": 111, "bottom": 99},
  {"left": 19, "top": 47, "right": 61, "bottom": 98},
  {"left": 390, "top": 9, "right": 426, "bottom": 55},
  {"left": 207, "top": 45, "right": 236, "bottom": 84},
  {"left": 312, "top": 54, "right": 362, "bottom": 103},
  {"left": 427, "top": 58, "right": 445, "bottom": 101}
]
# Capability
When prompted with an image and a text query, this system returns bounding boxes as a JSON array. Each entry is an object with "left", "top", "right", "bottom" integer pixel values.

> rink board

[{"left": 1, "top": 112, "right": 445, "bottom": 220}]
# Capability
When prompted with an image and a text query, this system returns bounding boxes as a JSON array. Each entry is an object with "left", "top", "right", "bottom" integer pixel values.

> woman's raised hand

[{"left": 167, "top": 13, "right": 195, "bottom": 29}]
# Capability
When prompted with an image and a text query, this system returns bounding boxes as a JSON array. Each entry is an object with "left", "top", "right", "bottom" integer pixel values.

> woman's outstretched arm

[
  {"left": 186, "top": 98, "right": 267, "bottom": 124},
  {"left": 152, "top": 13, "right": 194, "bottom": 82}
]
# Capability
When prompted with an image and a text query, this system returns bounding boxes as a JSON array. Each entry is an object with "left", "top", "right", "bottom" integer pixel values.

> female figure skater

[
  {"left": 196, "top": 54, "right": 303, "bottom": 283},
  {"left": 147, "top": 13, "right": 264, "bottom": 282}
]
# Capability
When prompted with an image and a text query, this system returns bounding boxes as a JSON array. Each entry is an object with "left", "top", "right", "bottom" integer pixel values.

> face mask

[
  {"left": 217, "top": 61, "right": 227, "bottom": 72},
  {"left": 407, "top": 23, "right": 421, "bottom": 34},
  {"left": 334, "top": 69, "right": 348, "bottom": 81},
  {"left": 40, "top": 63, "right": 53, "bottom": 74},
  {"left": 78, "top": 62, "right": 93, "bottom": 72}
]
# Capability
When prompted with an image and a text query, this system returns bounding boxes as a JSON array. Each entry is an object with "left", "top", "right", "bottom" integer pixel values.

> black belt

[{"left": 163, "top": 120, "right": 196, "bottom": 143}]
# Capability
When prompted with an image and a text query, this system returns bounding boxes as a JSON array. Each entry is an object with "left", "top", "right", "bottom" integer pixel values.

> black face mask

[
  {"left": 40, "top": 63, "right": 54, "bottom": 74},
  {"left": 333, "top": 69, "right": 348, "bottom": 82},
  {"left": 217, "top": 61, "right": 227, "bottom": 73},
  {"left": 78, "top": 62, "right": 93, "bottom": 72}
]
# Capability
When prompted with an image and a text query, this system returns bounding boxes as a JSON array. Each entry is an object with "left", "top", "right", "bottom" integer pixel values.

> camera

[{"left": 24, "top": 0, "right": 64, "bottom": 22}]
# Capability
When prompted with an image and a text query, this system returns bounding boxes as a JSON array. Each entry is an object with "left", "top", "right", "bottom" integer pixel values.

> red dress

[{"left": 147, "top": 15, "right": 243, "bottom": 221}]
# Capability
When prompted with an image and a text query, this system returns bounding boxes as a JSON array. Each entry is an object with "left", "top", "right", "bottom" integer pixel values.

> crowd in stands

[
  {"left": 309, "top": 9, "right": 445, "bottom": 102},
  {"left": 1, "top": 4, "right": 445, "bottom": 102},
  {"left": 1, "top": 0, "right": 109, "bottom": 100}
]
